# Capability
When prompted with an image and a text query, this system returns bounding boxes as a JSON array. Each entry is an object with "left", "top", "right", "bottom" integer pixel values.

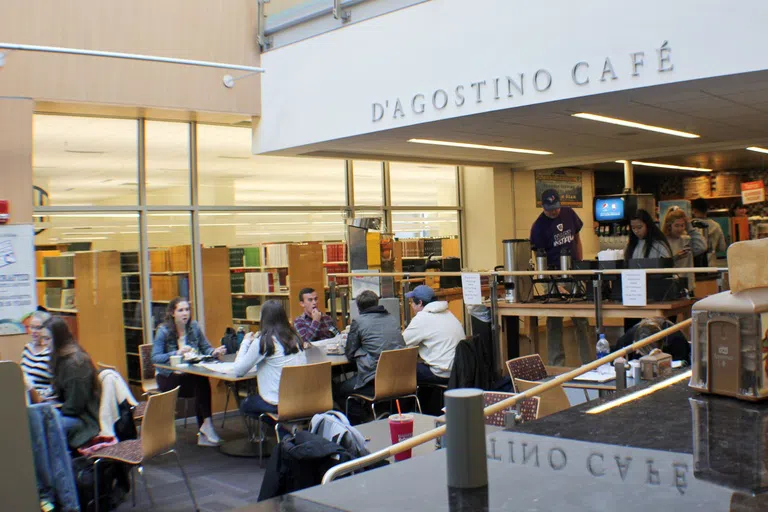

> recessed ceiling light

[
  {"left": 407, "top": 139, "right": 552, "bottom": 155},
  {"left": 616, "top": 160, "right": 712, "bottom": 172},
  {"left": 573, "top": 113, "right": 700, "bottom": 139},
  {"left": 746, "top": 146, "right": 768, "bottom": 154}
]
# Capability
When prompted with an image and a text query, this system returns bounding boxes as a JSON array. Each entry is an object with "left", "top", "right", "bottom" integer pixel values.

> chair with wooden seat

[
  {"left": 513, "top": 378, "right": 571, "bottom": 418},
  {"left": 139, "top": 343, "right": 193, "bottom": 428},
  {"left": 482, "top": 391, "right": 540, "bottom": 427},
  {"left": 89, "top": 386, "right": 199, "bottom": 512},
  {"left": 255, "top": 361, "right": 333, "bottom": 461},
  {"left": 346, "top": 347, "right": 422, "bottom": 421}
]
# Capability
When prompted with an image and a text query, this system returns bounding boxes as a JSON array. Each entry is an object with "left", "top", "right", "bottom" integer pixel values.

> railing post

[
  {"left": 402, "top": 275, "right": 412, "bottom": 326},
  {"left": 329, "top": 279, "right": 337, "bottom": 329},
  {"left": 257, "top": 0, "right": 272, "bottom": 51},
  {"left": 333, "top": 0, "right": 351, "bottom": 23}
]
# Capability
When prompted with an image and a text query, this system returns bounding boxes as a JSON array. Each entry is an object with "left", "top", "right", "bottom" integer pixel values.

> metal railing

[{"left": 321, "top": 318, "right": 692, "bottom": 484}]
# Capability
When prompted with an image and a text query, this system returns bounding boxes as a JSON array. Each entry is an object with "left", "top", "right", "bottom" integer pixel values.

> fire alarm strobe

[{"left": 0, "top": 200, "right": 9, "bottom": 224}]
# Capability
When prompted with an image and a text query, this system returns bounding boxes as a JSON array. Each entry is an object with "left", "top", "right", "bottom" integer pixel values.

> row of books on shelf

[
  {"left": 229, "top": 247, "right": 262, "bottom": 268},
  {"left": 45, "top": 287, "right": 76, "bottom": 309},
  {"left": 231, "top": 269, "right": 288, "bottom": 294},
  {"left": 42, "top": 255, "right": 75, "bottom": 277},
  {"left": 325, "top": 263, "right": 349, "bottom": 285},
  {"left": 265, "top": 244, "right": 289, "bottom": 267},
  {"left": 150, "top": 275, "right": 190, "bottom": 301},
  {"left": 324, "top": 243, "right": 346, "bottom": 262},
  {"left": 150, "top": 246, "right": 190, "bottom": 273},
  {"left": 400, "top": 237, "right": 458, "bottom": 258}
]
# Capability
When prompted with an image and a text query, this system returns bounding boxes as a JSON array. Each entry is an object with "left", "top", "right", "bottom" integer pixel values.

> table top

[
  {"left": 154, "top": 345, "right": 350, "bottom": 382},
  {"left": 354, "top": 413, "right": 438, "bottom": 460}
]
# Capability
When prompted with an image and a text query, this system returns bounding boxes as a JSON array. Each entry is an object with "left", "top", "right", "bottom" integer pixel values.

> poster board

[
  {"left": 0, "top": 225, "right": 37, "bottom": 335},
  {"left": 741, "top": 180, "right": 765, "bottom": 205},
  {"left": 535, "top": 169, "right": 583, "bottom": 207}
]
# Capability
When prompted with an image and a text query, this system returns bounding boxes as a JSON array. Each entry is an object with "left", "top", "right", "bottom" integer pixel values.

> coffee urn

[{"left": 502, "top": 239, "right": 532, "bottom": 303}]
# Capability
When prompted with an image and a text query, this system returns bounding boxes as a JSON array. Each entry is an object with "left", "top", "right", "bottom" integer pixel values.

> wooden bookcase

[{"left": 37, "top": 251, "right": 126, "bottom": 378}]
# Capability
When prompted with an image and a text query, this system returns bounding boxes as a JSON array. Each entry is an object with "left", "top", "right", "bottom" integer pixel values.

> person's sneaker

[
  {"left": 199, "top": 421, "right": 222, "bottom": 444},
  {"left": 197, "top": 431, "right": 220, "bottom": 447}
]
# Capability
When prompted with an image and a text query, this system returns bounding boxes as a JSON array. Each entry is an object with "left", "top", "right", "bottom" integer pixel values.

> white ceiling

[{"left": 283, "top": 70, "right": 768, "bottom": 173}]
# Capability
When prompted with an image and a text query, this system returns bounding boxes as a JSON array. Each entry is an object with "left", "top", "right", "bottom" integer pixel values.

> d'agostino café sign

[{"left": 371, "top": 41, "right": 674, "bottom": 123}]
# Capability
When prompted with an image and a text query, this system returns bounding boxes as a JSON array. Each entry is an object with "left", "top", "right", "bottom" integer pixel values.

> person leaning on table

[
  {"left": 152, "top": 296, "right": 226, "bottom": 447},
  {"left": 233, "top": 299, "right": 307, "bottom": 417}
]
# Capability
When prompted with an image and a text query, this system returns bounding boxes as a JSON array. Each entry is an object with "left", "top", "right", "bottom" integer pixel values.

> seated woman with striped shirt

[{"left": 20, "top": 310, "right": 55, "bottom": 400}]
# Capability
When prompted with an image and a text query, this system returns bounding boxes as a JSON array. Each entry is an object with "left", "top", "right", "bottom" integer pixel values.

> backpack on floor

[
  {"left": 72, "top": 456, "right": 130, "bottom": 512},
  {"left": 310, "top": 410, "right": 370, "bottom": 458}
]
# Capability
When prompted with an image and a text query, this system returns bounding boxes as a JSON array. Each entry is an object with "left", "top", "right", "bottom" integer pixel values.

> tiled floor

[{"left": 115, "top": 415, "right": 267, "bottom": 512}]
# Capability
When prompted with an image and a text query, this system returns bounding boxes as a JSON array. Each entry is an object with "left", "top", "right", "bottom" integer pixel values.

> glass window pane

[
  {"left": 392, "top": 211, "right": 460, "bottom": 239},
  {"left": 199, "top": 211, "right": 345, "bottom": 246},
  {"left": 197, "top": 125, "right": 346, "bottom": 206},
  {"left": 33, "top": 211, "right": 143, "bottom": 383},
  {"left": 146, "top": 212, "right": 194, "bottom": 330},
  {"left": 146, "top": 121, "right": 190, "bottom": 205},
  {"left": 390, "top": 163, "right": 457, "bottom": 207},
  {"left": 33, "top": 115, "right": 138, "bottom": 206},
  {"left": 353, "top": 161, "right": 383, "bottom": 206}
]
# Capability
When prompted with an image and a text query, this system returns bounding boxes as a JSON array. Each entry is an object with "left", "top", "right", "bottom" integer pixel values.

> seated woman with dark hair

[
  {"left": 234, "top": 299, "right": 307, "bottom": 416},
  {"left": 615, "top": 317, "right": 691, "bottom": 364},
  {"left": 152, "top": 297, "right": 227, "bottom": 446},
  {"left": 44, "top": 316, "right": 101, "bottom": 449}
]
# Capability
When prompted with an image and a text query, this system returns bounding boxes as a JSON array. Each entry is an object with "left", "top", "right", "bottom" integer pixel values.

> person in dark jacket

[
  {"left": 44, "top": 316, "right": 100, "bottom": 450},
  {"left": 335, "top": 291, "right": 404, "bottom": 421},
  {"left": 616, "top": 317, "right": 691, "bottom": 364},
  {"left": 152, "top": 297, "right": 227, "bottom": 446}
]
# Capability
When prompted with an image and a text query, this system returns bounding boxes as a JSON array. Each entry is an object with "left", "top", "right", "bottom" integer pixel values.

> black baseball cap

[{"left": 541, "top": 189, "right": 561, "bottom": 211}]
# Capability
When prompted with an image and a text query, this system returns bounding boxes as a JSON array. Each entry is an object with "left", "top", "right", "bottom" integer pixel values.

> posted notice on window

[
  {"left": 621, "top": 270, "right": 647, "bottom": 307},
  {"left": 0, "top": 224, "right": 37, "bottom": 335},
  {"left": 461, "top": 273, "right": 483, "bottom": 305},
  {"left": 741, "top": 180, "right": 766, "bottom": 205}
]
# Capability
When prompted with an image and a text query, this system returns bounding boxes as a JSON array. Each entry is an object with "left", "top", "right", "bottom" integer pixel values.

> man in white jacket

[{"left": 402, "top": 285, "right": 464, "bottom": 384}]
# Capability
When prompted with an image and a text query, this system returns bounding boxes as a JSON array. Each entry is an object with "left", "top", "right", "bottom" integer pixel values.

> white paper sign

[
  {"left": 461, "top": 273, "right": 483, "bottom": 305},
  {"left": 350, "top": 269, "right": 380, "bottom": 298},
  {"left": 621, "top": 270, "right": 647, "bottom": 307},
  {"left": 0, "top": 224, "right": 37, "bottom": 335}
]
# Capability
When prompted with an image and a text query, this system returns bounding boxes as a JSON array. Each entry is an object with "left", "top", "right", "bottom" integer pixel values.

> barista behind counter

[{"left": 530, "top": 189, "right": 591, "bottom": 366}]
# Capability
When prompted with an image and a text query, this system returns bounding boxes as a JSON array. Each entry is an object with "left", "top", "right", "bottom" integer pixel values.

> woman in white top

[
  {"left": 234, "top": 299, "right": 307, "bottom": 416},
  {"left": 662, "top": 208, "right": 707, "bottom": 291}
]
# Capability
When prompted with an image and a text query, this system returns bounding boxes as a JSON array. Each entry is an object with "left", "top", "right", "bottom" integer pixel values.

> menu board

[
  {"left": 0, "top": 224, "right": 37, "bottom": 335},
  {"left": 535, "top": 170, "right": 583, "bottom": 208}
]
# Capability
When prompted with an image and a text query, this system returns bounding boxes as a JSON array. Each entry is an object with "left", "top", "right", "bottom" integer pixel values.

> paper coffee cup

[{"left": 170, "top": 355, "right": 182, "bottom": 366}]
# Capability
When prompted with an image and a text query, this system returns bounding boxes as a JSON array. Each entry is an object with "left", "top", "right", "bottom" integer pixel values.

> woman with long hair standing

[
  {"left": 234, "top": 299, "right": 307, "bottom": 416},
  {"left": 624, "top": 209, "right": 672, "bottom": 261},
  {"left": 45, "top": 316, "right": 101, "bottom": 449},
  {"left": 152, "top": 297, "right": 226, "bottom": 446},
  {"left": 662, "top": 207, "right": 707, "bottom": 290}
]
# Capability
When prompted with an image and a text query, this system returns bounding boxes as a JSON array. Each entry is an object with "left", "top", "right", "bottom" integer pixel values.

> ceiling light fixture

[
  {"left": 408, "top": 139, "right": 552, "bottom": 155},
  {"left": 616, "top": 160, "right": 712, "bottom": 172},
  {"left": 573, "top": 113, "right": 700, "bottom": 139},
  {"left": 746, "top": 146, "right": 768, "bottom": 154}
]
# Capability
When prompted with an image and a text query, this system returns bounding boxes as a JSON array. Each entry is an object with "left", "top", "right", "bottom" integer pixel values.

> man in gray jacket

[{"left": 336, "top": 290, "right": 404, "bottom": 422}]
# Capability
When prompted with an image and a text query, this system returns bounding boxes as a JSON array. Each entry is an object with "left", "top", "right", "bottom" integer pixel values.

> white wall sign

[
  {"left": 741, "top": 180, "right": 765, "bottom": 205},
  {"left": 461, "top": 273, "right": 483, "bottom": 305},
  {"left": 0, "top": 224, "right": 37, "bottom": 335},
  {"left": 622, "top": 270, "right": 647, "bottom": 307},
  {"left": 350, "top": 270, "right": 381, "bottom": 298}
]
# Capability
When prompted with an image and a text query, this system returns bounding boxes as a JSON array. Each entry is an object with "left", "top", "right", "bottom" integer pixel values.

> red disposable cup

[{"left": 388, "top": 413, "right": 415, "bottom": 461}]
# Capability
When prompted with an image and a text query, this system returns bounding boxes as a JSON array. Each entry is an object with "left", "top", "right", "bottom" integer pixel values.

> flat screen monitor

[{"left": 595, "top": 197, "right": 625, "bottom": 222}]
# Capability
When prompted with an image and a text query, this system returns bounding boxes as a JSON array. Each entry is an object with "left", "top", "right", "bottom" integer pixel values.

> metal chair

[
  {"left": 482, "top": 391, "right": 540, "bottom": 426},
  {"left": 255, "top": 361, "right": 334, "bottom": 462},
  {"left": 346, "top": 347, "right": 422, "bottom": 420},
  {"left": 139, "top": 343, "right": 193, "bottom": 428},
  {"left": 513, "top": 378, "right": 571, "bottom": 418},
  {"left": 89, "top": 386, "right": 199, "bottom": 512}
]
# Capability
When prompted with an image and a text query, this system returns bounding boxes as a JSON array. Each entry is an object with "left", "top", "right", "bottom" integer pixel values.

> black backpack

[
  {"left": 72, "top": 457, "right": 131, "bottom": 512},
  {"left": 221, "top": 327, "right": 243, "bottom": 354}
]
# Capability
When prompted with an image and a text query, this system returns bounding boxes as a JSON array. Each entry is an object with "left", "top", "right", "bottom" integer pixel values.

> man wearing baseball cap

[
  {"left": 403, "top": 284, "right": 464, "bottom": 384},
  {"left": 530, "top": 188, "right": 592, "bottom": 366}
]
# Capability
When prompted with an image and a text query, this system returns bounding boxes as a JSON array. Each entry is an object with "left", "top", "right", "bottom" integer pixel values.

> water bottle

[{"left": 596, "top": 334, "right": 610, "bottom": 360}]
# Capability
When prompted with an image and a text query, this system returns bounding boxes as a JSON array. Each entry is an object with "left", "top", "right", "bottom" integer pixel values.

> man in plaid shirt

[{"left": 294, "top": 287, "right": 338, "bottom": 343}]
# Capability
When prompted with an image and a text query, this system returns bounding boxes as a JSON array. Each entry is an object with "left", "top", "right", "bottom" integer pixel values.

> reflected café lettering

[{"left": 371, "top": 41, "right": 674, "bottom": 123}]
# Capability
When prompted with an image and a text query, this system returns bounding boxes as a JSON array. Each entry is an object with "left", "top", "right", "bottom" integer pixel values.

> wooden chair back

[
  {"left": 276, "top": 362, "right": 333, "bottom": 421},
  {"left": 482, "top": 391, "right": 540, "bottom": 426},
  {"left": 373, "top": 347, "right": 418, "bottom": 400},
  {"left": 138, "top": 344, "right": 158, "bottom": 393},
  {"left": 506, "top": 355, "right": 548, "bottom": 391},
  {"left": 141, "top": 386, "right": 180, "bottom": 459},
  {"left": 513, "top": 378, "right": 570, "bottom": 418},
  {"left": 97, "top": 362, "right": 118, "bottom": 372}
]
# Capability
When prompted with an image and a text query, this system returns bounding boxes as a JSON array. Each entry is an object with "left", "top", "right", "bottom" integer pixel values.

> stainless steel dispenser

[{"left": 502, "top": 239, "right": 532, "bottom": 303}]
